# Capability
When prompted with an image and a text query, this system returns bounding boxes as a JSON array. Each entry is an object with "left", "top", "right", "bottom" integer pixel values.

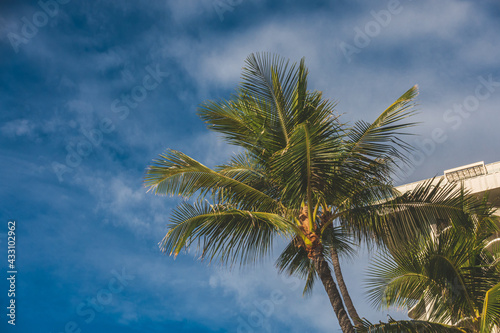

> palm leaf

[
  {"left": 342, "top": 85, "right": 419, "bottom": 177},
  {"left": 341, "top": 178, "right": 476, "bottom": 248},
  {"left": 480, "top": 282, "right": 500, "bottom": 333},
  {"left": 145, "top": 149, "right": 281, "bottom": 212},
  {"left": 160, "top": 201, "right": 294, "bottom": 266},
  {"left": 240, "top": 52, "right": 302, "bottom": 145},
  {"left": 357, "top": 317, "right": 468, "bottom": 333},
  {"left": 198, "top": 94, "right": 285, "bottom": 159},
  {"left": 275, "top": 237, "right": 318, "bottom": 296}
]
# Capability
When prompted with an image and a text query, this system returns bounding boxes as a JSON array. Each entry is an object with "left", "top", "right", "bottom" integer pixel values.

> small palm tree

[
  {"left": 365, "top": 191, "right": 500, "bottom": 332},
  {"left": 145, "top": 53, "right": 466, "bottom": 332}
]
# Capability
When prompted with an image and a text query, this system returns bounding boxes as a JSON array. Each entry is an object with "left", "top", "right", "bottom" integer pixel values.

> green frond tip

[{"left": 402, "top": 84, "right": 418, "bottom": 100}]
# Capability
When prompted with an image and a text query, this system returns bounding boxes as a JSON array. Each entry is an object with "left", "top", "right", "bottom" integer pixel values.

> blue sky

[{"left": 1, "top": 0, "right": 499, "bottom": 332}]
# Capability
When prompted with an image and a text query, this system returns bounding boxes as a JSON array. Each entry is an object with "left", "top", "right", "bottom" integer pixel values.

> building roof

[{"left": 396, "top": 161, "right": 500, "bottom": 213}]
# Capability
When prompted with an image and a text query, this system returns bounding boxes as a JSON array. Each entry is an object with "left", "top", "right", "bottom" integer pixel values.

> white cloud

[
  {"left": 207, "top": 264, "right": 336, "bottom": 332},
  {"left": 70, "top": 171, "right": 172, "bottom": 237},
  {"left": 460, "top": 35, "right": 500, "bottom": 67},
  {"left": 163, "top": 19, "right": 326, "bottom": 93},
  {"left": 165, "top": 0, "right": 214, "bottom": 23},
  {"left": 164, "top": 0, "right": 267, "bottom": 25},
  {"left": 0, "top": 117, "right": 67, "bottom": 141},
  {"left": 205, "top": 250, "right": 408, "bottom": 332},
  {"left": 379, "top": 0, "right": 471, "bottom": 39},
  {"left": 1, "top": 119, "right": 36, "bottom": 138},
  {"left": 114, "top": 301, "right": 140, "bottom": 325}
]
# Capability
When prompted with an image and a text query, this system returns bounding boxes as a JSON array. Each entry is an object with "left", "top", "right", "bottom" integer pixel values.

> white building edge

[
  {"left": 395, "top": 161, "right": 500, "bottom": 330},
  {"left": 396, "top": 160, "right": 500, "bottom": 213}
]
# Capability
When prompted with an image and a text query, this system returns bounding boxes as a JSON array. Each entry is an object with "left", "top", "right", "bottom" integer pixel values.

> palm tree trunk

[
  {"left": 313, "top": 254, "right": 355, "bottom": 333},
  {"left": 330, "top": 247, "right": 362, "bottom": 327}
]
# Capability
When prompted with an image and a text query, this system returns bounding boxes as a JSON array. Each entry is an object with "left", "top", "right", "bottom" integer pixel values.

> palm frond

[
  {"left": 145, "top": 149, "right": 281, "bottom": 212},
  {"left": 342, "top": 85, "right": 419, "bottom": 177},
  {"left": 365, "top": 250, "right": 440, "bottom": 311},
  {"left": 341, "top": 178, "right": 476, "bottom": 248},
  {"left": 240, "top": 52, "right": 303, "bottom": 145},
  {"left": 160, "top": 200, "right": 294, "bottom": 266},
  {"left": 198, "top": 94, "right": 286, "bottom": 159},
  {"left": 357, "top": 317, "right": 468, "bottom": 333},
  {"left": 270, "top": 115, "right": 344, "bottom": 210},
  {"left": 275, "top": 238, "right": 318, "bottom": 296},
  {"left": 480, "top": 282, "right": 500, "bottom": 333}
]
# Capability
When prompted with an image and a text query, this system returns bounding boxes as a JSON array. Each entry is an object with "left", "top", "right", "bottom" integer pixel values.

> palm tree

[
  {"left": 145, "top": 53, "right": 456, "bottom": 332},
  {"left": 365, "top": 191, "right": 500, "bottom": 332}
]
